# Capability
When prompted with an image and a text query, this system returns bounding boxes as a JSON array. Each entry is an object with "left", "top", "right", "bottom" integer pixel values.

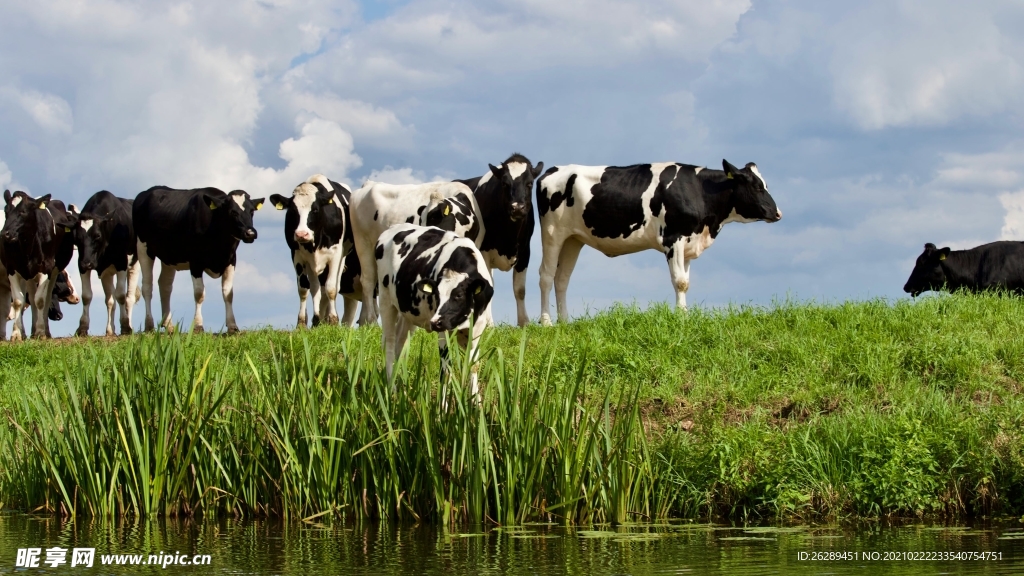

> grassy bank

[{"left": 1, "top": 294, "right": 1024, "bottom": 523}]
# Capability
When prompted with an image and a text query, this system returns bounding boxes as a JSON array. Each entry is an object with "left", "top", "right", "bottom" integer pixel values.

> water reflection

[{"left": 1, "top": 515, "right": 1022, "bottom": 575}]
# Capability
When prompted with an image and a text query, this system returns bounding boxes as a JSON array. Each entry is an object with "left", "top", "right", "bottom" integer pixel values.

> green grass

[{"left": 2, "top": 293, "right": 1024, "bottom": 523}]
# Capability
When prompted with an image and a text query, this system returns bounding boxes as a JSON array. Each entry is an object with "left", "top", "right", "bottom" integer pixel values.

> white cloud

[
  {"left": 233, "top": 259, "right": 294, "bottom": 295},
  {"left": 4, "top": 89, "right": 75, "bottom": 134},
  {"left": 363, "top": 165, "right": 447, "bottom": 185},
  {"left": 1000, "top": 192, "right": 1024, "bottom": 240},
  {"left": 829, "top": 0, "right": 1024, "bottom": 130},
  {"left": 287, "top": 89, "right": 415, "bottom": 149},
  {"left": 0, "top": 159, "right": 12, "bottom": 191}
]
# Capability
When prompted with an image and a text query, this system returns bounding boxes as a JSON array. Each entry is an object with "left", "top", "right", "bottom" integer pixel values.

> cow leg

[
  {"left": 380, "top": 291, "right": 399, "bottom": 379},
  {"left": 323, "top": 250, "right": 343, "bottom": 325},
  {"left": 101, "top": 269, "right": 116, "bottom": 336},
  {"left": 341, "top": 296, "right": 359, "bottom": 327},
  {"left": 221, "top": 264, "right": 238, "bottom": 335},
  {"left": 190, "top": 272, "right": 205, "bottom": 333},
  {"left": 308, "top": 271, "right": 323, "bottom": 327},
  {"left": 31, "top": 275, "right": 51, "bottom": 340},
  {"left": 538, "top": 235, "right": 566, "bottom": 327},
  {"left": 667, "top": 245, "right": 691, "bottom": 311},
  {"left": 77, "top": 271, "right": 93, "bottom": 337},
  {"left": 356, "top": 239, "right": 379, "bottom": 326},
  {"left": 122, "top": 261, "right": 140, "bottom": 335},
  {"left": 462, "top": 314, "right": 488, "bottom": 402},
  {"left": 158, "top": 262, "right": 176, "bottom": 332},
  {"left": 438, "top": 331, "right": 450, "bottom": 408},
  {"left": 513, "top": 267, "right": 529, "bottom": 327},
  {"left": 554, "top": 237, "right": 584, "bottom": 324},
  {"left": 295, "top": 268, "right": 310, "bottom": 329},
  {"left": 138, "top": 241, "right": 157, "bottom": 332},
  {"left": 0, "top": 278, "right": 10, "bottom": 341},
  {"left": 8, "top": 274, "right": 26, "bottom": 342}
]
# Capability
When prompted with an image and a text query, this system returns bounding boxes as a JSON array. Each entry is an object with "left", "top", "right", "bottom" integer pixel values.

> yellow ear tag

[
  {"left": 421, "top": 284, "right": 433, "bottom": 293},
  {"left": 327, "top": 198, "right": 333, "bottom": 204},
  {"left": 726, "top": 172, "right": 733, "bottom": 180},
  {"left": 255, "top": 202, "right": 263, "bottom": 210},
  {"left": 64, "top": 227, "right": 71, "bottom": 232},
  {"left": 475, "top": 285, "right": 482, "bottom": 294},
  {"left": 39, "top": 201, "right": 47, "bottom": 209},
  {"left": 443, "top": 205, "right": 450, "bottom": 216},
  {"left": 939, "top": 254, "right": 947, "bottom": 261},
  {"left": 209, "top": 201, "right": 216, "bottom": 210},
  {"left": 275, "top": 203, "right": 284, "bottom": 210}
]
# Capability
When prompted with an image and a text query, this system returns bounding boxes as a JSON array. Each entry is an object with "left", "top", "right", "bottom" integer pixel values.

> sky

[{"left": 2, "top": 0, "right": 1023, "bottom": 334}]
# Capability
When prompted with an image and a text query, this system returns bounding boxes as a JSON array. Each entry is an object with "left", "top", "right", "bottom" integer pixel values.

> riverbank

[{"left": 2, "top": 294, "right": 1023, "bottom": 522}]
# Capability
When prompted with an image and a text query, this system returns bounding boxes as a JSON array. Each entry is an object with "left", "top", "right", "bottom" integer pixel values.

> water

[{"left": 2, "top": 515, "right": 1023, "bottom": 575}]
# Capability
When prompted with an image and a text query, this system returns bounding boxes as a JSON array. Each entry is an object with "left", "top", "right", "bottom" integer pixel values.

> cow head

[
  {"left": 487, "top": 154, "right": 544, "bottom": 222},
  {"left": 205, "top": 190, "right": 263, "bottom": 243},
  {"left": 270, "top": 182, "right": 336, "bottom": 245},
  {"left": 425, "top": 248, "right": 494, "bottom": 332},
  {"left": 722, "top": 160, "right": 782, "bottom": 224},
  {"left": 74, "top": 212, "right": 117, "bottom": 272},
  {"left": 903, "top": 243, "right": 951, "bottom": 297},
  {"left": 2, "top": 192, "right": 56, "bottom": 244}
]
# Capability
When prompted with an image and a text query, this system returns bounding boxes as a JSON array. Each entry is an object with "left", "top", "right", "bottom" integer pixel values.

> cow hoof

[
  {"left": 121, "top": 323, "right": 133, "bottom": 335},
  {"left": 326, "top": 314, "right": 339, "bottom": 326},
  {"left": 10, "top": 333, "right": 23, "bottom": 343},
  {"left": 295, "top": 321, "right": 308, "bottom": 330},
  {"left": 75, "top": 327, "right": 89, "bottom": 337},
  {"left": 539, "top": 314, "right": 553, "bottom": 327},
  {"left": 311, "top": 315, "right": 321, "bottom": 328},
  {"left": 192, "top": 325, "right": 204, "bottom": 334},
  {"left": 227, "top": 326, "right": 239, "bottom": 335},
  {"left": 145, "top": 319, "right": 155, "bottom": 332},
  {"left": 105, "top": 329, "right": 115, "bottom": 337}
]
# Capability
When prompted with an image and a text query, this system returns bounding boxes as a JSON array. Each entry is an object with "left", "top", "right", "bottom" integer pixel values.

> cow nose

[
  {"left": 430, "top": 318, "right": 444, "bottom": 332},
  {"left": 82, "top": 261, "right": 94, "bottom": 271},
  {"left": 775, "top": 209, "right": 783, "bottom": 221},
  {"left": 243, "top": 228, "right": 257, "bottom": 243},
  {"left": 294, "top": 230, "right": 313, "bottom": 243}
]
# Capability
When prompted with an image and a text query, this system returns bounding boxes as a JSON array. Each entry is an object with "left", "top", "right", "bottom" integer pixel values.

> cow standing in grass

[
  {"left": 350, "top": 181, "right": 482, "bottom": 325},
  {"left": 903, "top": 241, "right": 1024, "bottom": 296},
  {"left": 270, "top": 174, "right": 361, "bottom": 328},
  {"left": 69, "top": 191, "right": 140, "bottom": 336},
  {"left": 375, "top": 224, "right": 494, "bottom": 397},
  {"left": 134, "top": 186, "right": 263, "bottom": 334},
  {"left": 535, "top": 160, "right": 782, "bottom": 325},
  {"left": 455, "top": 153, "right": 544, "bottom": 327},
  {"left": 1, "top": 191, "right": 78, "bottom": 340}
]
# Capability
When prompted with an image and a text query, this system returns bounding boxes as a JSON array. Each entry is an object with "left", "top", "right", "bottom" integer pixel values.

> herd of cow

[{"left": 3, "top": 152, "right": 1024, "bottom": 380}]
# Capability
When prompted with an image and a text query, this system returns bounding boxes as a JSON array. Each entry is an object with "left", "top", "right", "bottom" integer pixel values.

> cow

[
  {"left": 375, "top": 223, "right": 494, "bottom": 399},
  {"left": 454, "top": 153, "right": 544, "bottom": 327},
  {"left": 133, "top": 186, "right": 263, "bottom": 334},
  {"left": 535, "top": 160, "right": 782, "bottom": 325},
  {"left": 68, "top": 191, "right": 140, "bottom": 336},
  {"left": 46, "top": 269, "right": 81, "bottom": 322},
  {"left": 1, "top": 190, "right": 78, "bottom": 340},
  {"left": 350, "top": 181, "right": 482, "bottom": 325},
  {"left": 269, "top": 174, "right": 359, "bottom": 329},
  {"left": 903, "top": 241, "right": 1024, "bottom": 296}
]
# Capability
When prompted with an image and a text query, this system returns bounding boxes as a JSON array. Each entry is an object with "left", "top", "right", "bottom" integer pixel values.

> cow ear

[
  {"left": 937, "top": 247, "right": 951, "bottom": 261},
  {"left": 471, "top": 278, "right": 493, "bottom": 308},
  {"left": 250, "top": 197, "right": 265, "bottom": 210},
  {"left": 54, "top": 210, "right": 78, "bottom": 230},
  {"left": 722, "top": 160, "right": 741, "bottom": 179},
  {"left": 203, "top": 193, "right": 225, "bottom": 211},
  {"left": 68, "top": 204, "right": 80, "bottom": 215},
  {"left": 3, "top": 190, "right": 10, "bottom": 206},
  {"left": 531, "top": 162, "right": 544, "bottom": 178},
  {"left": 416, "top": 278, "right": 437, "bottom": 296},
  {"left": 36, "top": 194, "right": 52, "bottom": 210},
  {"left": 924, "top": 243, "right": 937, "bottom": 252},
  {"left": 488, "top": 163, "right": 503, "bottom": 178},
  {"left": 269, "top": 194, "right": 289, "bottom": 210}
]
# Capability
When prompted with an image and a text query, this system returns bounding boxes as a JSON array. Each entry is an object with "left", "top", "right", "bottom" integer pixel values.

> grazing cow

[
  {"left": 269, "top": 174, "right": 355, "bottom": 328},
  {"left": 69, "top": 191, "right": 140, "bottom": 336},
  {"left": 134, "top": 186, "right": 263, "bottom": 334},
  {"left": 46, "top": 269, "right": 81, "bottom": 322},
  {"left": 536, "top": 160, "right": 782, "bottom": 325},
  {"left": 1, "top": 190, "right": 78, "bottom": 340},
  {"left": 350, "top": 181, "right": 481, "bottom": 325},
  {"left": 903, "top": 241, "right": 1024, "bottom": 296},
  {"left": 455, "top": 153, "right": 544, "bottom": 327},
  {"left": 375, "top": 224, "right": 494, "bottom": 397}
]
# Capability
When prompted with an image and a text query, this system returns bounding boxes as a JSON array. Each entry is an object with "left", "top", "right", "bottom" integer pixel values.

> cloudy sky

[{"left": 2, "top": 0, "right": 1023, "bottom": 334}]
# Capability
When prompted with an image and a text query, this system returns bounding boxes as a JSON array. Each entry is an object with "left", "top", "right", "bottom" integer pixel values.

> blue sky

[{"left": 2, "top": 0, "right": 1023, "bottom": 335}]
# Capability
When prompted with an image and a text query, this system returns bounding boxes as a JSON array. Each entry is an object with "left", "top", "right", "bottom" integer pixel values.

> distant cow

[
  {"left": 903, "top": 241, "right": 1024, "bottom": 296},
  {"left": 46, "top": 269, "right": 81, "bottom": 322},
  {"left": 69, "top": 191, "right": 140, "bottom": 336},
  {"left": 536, "top": 160, "right": 782, "bottom": 325},
  {"left": 269, "top": 174, "right": 362, "bottom": 328},
  {"left": 350, "top": 181, "right": 481, "bottom": 325},
  {"left": 134, "top": 186, "right": 264, "bottom": 334},
  {"left": 376, "top": 224, "right": 494, "bottom": 398},
  {"left": 455, "top": 153, "right": 544, "bottom": 327},
  {"left": 1, "top": 190, "right": 78, "bottom": 340}
]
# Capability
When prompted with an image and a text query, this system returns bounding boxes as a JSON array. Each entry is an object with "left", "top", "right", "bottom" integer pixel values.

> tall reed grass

[{"left": 2, "top": 294, "right": 1024, "bottom": 522}]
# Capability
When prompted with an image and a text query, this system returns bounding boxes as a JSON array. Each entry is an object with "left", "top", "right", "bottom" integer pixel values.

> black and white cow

[
  {"left": 46, "top": 269, "right": 81, "bottom": 322},
  {"left": 1, "top": 190, "right": 78, "bottom": 340},
  {"left": 134, "top": 186, "right": 263, "bottom": 334},
  {"left": 375, "top": 223, "right": 494, "bottom": 397},
  {"left": 455, "top": 153, "right": 544, "bottom": 327},
  {"left": 350, "top": 181, "right": 481, "bottom": 325},
  {"left": 69, "top": 191, "right": 140, "bottom": 336},
  {"left": 269, "top": 174, "right": 361, "bottom": 328},
  {"left": 535, "top": 160, "right": 782, "bottom": 325},
  {"left": 903, "top": 241, "right": 1024, "bottom": 296}
]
